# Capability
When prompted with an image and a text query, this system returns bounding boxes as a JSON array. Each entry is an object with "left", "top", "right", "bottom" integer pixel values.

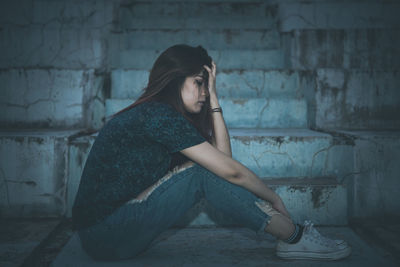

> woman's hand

[
  {"left": 203, "top": 61, "right": 218, "bottom": 101},
  {"left": 272, "top": 196, "right": 292, "bottom": 219}
]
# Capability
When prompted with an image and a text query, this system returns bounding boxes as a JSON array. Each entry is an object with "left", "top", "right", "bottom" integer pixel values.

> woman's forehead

[{"left": 194, "top": 69, "right": 207, "bottom": 78}]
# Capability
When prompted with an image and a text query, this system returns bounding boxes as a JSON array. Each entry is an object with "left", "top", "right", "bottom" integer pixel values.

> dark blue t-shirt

[{"left": 72, "top": 101, "right": 206, "bottom": 230}]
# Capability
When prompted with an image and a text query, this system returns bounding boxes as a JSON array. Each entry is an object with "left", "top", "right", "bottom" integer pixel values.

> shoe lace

[{"left": 303, "top": 220, "right": 336, "bottom": 247}]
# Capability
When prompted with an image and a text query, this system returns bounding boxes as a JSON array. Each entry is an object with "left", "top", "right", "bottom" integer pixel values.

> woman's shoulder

[
  {"left": 119, "top": 100, "right": 166, "bottom": 116},
  {"left": 130, "top": 100, "right": 171, "bottom": 110},
  {"left": 114, "top": 101, "right": 178, "bottom": 125},
  {"left": 138, "top": 101, "right": 177, "bottom": 115},
  {"left": 146, "top": 100, "right": 172, "bottom": 109}
]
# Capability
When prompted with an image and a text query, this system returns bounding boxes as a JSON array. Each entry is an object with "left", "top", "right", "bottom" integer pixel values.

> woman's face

[{"left": 181, "top": 73, "right": 209, "bottom": 114}]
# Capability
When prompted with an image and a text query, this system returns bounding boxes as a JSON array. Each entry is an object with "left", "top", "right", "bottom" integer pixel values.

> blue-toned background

[{"left": 0, "top": 0, "right": 399, "bottom": 225}]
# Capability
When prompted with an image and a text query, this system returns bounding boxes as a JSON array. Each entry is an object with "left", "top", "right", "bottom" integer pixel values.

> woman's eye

[{"left": 195, "top": 80, "right": 203, "bottom": 86}]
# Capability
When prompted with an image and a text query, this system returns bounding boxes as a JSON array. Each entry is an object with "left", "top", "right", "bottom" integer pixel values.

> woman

[{"left": 72, "top": 44, "right": 351, "bottom": 261}]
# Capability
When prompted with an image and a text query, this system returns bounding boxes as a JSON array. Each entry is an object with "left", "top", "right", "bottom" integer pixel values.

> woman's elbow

[{"left": 224, "top": 163, "right": 244, "bottom": 185}]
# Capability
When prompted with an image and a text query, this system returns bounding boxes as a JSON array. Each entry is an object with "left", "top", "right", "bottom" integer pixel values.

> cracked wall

[
  {"left": 0, "top": 133, "right": 71, "bottom": 217},
  {"left": 0, "top": 0, "right": 113, "bottom": 69},
  {"left": 111, "top": 69, "right": 311, "bottom": 99},
  {"left": 0, "top": 69, "right": 107, "bottom": 129},
  {"left": 279, "top": 1, "right": 400, "bottom": 130},
  {"left": 290, "top": 29, "right": 400, "bottom": 70},
  {"left": 231, "top": 131, "right": 339, "bottom": 178},
  {"left": 351, "top": 133, "right": 400, "bottom": 218},
  {"left": 279, "top": 2, "right": 400, "bottom": 32},
  {"left": 0, "top": 0, "right": 112, "bottom": 130},
  {"left": 315, "top": 69, "right": 400, "bottom": 130}
]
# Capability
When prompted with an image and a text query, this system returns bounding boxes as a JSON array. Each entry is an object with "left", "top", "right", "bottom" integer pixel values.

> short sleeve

[{"left": 144, "top": 102, "right": 206, "bottom": 153}]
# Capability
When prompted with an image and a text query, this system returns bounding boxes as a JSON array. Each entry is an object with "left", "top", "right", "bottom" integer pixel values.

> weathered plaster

[
  {"left": 0, "top": 0, "right": 113, "bottom": 69},
  {"left": 279, "top": 2, "right": 400, "bottom": 32},
  {"left": 0, "top": 131, "right": 78, "bottom": 217},
  {"left": 105, "top": 97, "right": 308, "bottom": 128},
  {"left": 346, "top": 131, "right": 400, "bottom": 218},
  {"left": 109, "top": 49, "right": 285, "bottom": 70},
  {"left": 315, "top": 69, "right": 400, "bottom": 129},
  {"left": 289, "top": 29, "right": 400, "bottom": 70},
  {"left": 0, "top": 69, "right": 105, "bottom": 129},
  {"left": 117, "top": 1, "right": 278, "bottom": 30},
  {"left": 110, "top": 69, "right": 313, "bottom": 100}
]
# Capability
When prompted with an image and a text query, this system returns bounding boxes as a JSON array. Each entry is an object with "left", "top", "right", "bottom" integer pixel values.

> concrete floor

[
  {"left": 1, "top": 219, "right": 399, "bottom": 267},
  {"left": 0, "top": 219, "right": 60, "bottom": 267}
]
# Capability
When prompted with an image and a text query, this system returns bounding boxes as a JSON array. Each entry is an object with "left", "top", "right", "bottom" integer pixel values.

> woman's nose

[{"left": 201, "top": 86, "right": 209, "bottom": 96}]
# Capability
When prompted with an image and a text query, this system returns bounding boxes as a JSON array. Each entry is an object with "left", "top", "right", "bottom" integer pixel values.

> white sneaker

[{"left": 276, "top": 220, "right": 352, "bottom": 260}]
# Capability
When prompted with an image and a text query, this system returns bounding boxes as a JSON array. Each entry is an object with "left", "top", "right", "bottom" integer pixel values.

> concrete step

[
  {"left": 176, "top": 177, "right": 347, "bottom": 226},
  {"left": 109, "top": 48, "right": 285, "bottom": 69},
  {"left": 110, "top": 69, "right": 312, "bottom": 99},
  {"left": 0, "top": 69, "right": 105, "bottom": 129},
  {"left": 52, "top": 227, "right": 398, "bottom": 266},
  {"left": 68, "top": 129, "right": 346, "bottom": 181},
  {"left": 0, "top": 130, "right": 81, "bottom": 218},
  {"left": 4, "top": 129, "right": 398, "bottom": 226},
  {"left": 66, "top": 128, "right": 354, "bottom": 223},
  {"left": 0, "top": 128, "right": 354, "bottom": 223},
  {"left": 110, "top": 29, "right": 280, "bottom": 50},
  {"left": 0, "top": 0, "right": 113, "bottom": 69},
  {"left": 0, "top": 26, "right": 106, "bottom": 69},
  {"left": 116, "top": 1, "right": 278, "bottom": 30},
  {"left": 0, "top": 218, "right": 61, "bottom": 267},
  {"left": 0, "top": 1, "right": 113, "bottom": 30},
  {"left": 66, "top": 133, "right": 347, "bottom": 225},
  {"left": 228, "top": 128, "right": 351, "bottom": 179},
  {"left": 105, "top": 98, "right": 308, "bottom": 128}
]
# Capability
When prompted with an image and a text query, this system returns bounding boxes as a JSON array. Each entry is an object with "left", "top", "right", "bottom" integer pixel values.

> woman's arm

[
  {"left": 204, "top": 62, "right": 232, "bottom": 157},
  {"left": 210, "top": 98, "right": 232, "bottom": 157},
  {"left": 181, "top": 141, "right": 280, "bottom": 205}
]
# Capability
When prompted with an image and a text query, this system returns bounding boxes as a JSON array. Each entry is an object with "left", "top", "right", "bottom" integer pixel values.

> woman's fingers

[
  {"left": 211, "top": 61, "right": 216, "bottom": 75},
  {"left": 203, "top": 63, "right": 217, "bottom": 95},
  {"left": 204, "top": 61, "right": 217, "bottom": 76},
  {"left": 204, "top": 64, "right": 213, "bottom": 75},
  {"left": 203, "top": 65, "right": 215, "bottom": 83}
]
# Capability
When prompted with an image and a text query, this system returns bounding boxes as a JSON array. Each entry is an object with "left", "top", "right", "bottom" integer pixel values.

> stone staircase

[
  {"left": 70, "top": 0, "right": 349, "bottom": 227},
  {"left": 1, "top": 0, "right": 400, "bottom": 229}
]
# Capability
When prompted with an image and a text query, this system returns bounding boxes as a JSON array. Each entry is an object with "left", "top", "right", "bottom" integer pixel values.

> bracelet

[{"left": 211, "top": 107, "right": 223, "bottom": 114}]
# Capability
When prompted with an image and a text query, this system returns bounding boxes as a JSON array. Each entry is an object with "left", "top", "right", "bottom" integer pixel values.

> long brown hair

[{"left": 115, "top": 44, "right": 214, "bottom": 142}]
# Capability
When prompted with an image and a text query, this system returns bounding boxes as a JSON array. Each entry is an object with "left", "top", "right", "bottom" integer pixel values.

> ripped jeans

[{"left": 78, "top": 163, "right": 280, "bottom": 261}]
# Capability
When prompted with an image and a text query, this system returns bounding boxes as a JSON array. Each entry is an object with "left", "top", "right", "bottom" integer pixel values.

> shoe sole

[{"left": 276, "top": 246, "right": 352, "bottom": 260}]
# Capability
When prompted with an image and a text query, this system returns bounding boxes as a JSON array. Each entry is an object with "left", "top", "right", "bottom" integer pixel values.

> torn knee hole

[{"left": 255, "top": 199, "right": 281, "bottom": 217}]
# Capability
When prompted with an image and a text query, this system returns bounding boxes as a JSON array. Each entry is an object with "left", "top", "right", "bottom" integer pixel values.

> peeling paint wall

[
  {"left": 0, "top": 132, "right": 73, "bottom": 217},
  {"left": 276, "top": 0, "right": 400, "bottom": 220},
  {"left": 315, "top": 70, "right": 400, "bottom": 130},
  {"left": 350, "top": 132, "right": 400, "bottom": 218}
]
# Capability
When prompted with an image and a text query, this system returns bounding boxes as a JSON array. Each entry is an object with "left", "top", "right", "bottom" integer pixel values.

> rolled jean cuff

[{"left": 254, "top": 199, "right": 282, "bottom": 235}]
